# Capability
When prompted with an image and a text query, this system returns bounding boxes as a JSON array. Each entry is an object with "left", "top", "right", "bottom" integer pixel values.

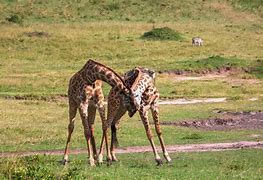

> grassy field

[
  {"left": 0, "top": 0, "right": 263, "bottom": 179},
  {"left": 1, "top": 149, "right": 262, "bottom": 179},
  {"left": 0, "top": 0, "right": 263, "bottom": 98},
  {"left": 0, "top": 21, "right": 262, "bottom": 98},
  {"left": 1, "top": 98, "right": 262, "bottom": 152}
]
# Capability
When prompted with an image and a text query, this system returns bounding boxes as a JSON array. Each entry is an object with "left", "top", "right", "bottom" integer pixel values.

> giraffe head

[
  {"left": 118, "top": 86, "right": 137, "bottom": 117},
  {"left": 124, "top": 67, "right": 155, "bottom": 87},
  {"left": 123, "top": 67, "right": 156, "bottom": 107}
]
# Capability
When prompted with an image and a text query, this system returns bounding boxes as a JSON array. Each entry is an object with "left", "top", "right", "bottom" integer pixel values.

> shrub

[
  {"left": 6, "top": 14, "right": 23, "bottom": 24},
  {"left": 182, "top": 133, "right": 202, "bottom": 140},
  {"left": 104, "top": 2, "right": 120, "bottom": 11},
  {"left": 141, "top": 27, "right": 183, "bottom": 41}
]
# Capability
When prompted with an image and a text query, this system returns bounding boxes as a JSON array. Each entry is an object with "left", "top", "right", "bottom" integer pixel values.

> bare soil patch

[
  {"left": 0, "top": 141, "right": 262, "bottom": 158},
  {"left": 24, "top": 31, "right": 49, "bottom": 38},
  {"left": 160, "top": 111, "right": 263, "bottom": 130},
  {"left": 159, "top": 98, "right": 226, "bottom": 105},
  {"left": 158, "top": 66, "right": 245, "bottom": 76}
]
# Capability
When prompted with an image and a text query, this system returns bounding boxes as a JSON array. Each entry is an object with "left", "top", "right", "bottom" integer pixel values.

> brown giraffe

[
  {"left": 62, "top": 59, "right": 138, "bottom": 166},
  {"left": 98, "top": 67, "right": 171, "bottom": 165}
]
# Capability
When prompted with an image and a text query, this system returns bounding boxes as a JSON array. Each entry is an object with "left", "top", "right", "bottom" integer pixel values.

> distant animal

[{"left": 192, "top": 37, "right": 203, "bottom": 46}]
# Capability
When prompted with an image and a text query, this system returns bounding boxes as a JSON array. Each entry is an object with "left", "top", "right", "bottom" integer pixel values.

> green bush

[
  {"left": 182, "top": 133, "right": 202, "bottom": 140},
  {"left": 6, "top": 14, "right": 23, "bottom": 24},
  {"left": 141, "top": 27, "right": 183, "bottom": 41}
]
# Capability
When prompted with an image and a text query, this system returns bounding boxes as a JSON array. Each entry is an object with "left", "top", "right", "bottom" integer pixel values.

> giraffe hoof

[
  {"left": 167, "top": 159, "right": 172, "bottom": 164},
  {"left": 89, "top": 161, "right": 96, "bottom": 167},
  {"left": 166, "top": 156, "right": 172, "bottom": 163},
  {"left": 61, "top": 159, "right": 70, "bottom": 165},
  {"left": 156, "top": 159, "right": 163, "bottom": 166},
  {"left": 97, "top": 161, "right": 103, "bottom": 166},
  {"left": 88, "top": 158, "right": 96, "bottom": 167},
  {"left": 97, "top": 154, "right": 103, "bottom": 165},
  {"left": 90, "top": 163, "right": 96, "bottom": 167},
  {"left": 112, "top": 157, "right": 118, "bottom": 162},
  {"left": 106, "top": 158, "right": 112, "bottom": 166}
]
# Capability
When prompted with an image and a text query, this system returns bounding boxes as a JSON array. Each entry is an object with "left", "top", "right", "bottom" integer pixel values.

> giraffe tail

[{"left": 111, "top": 125, "right": 119, "bottom": 148}]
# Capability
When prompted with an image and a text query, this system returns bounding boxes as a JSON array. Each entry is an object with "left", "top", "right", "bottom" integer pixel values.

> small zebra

[{"left": 192, "top": 37, "right": 203, "bottom": 46}]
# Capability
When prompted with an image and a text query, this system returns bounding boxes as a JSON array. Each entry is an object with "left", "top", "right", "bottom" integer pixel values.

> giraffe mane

[
  {"left": 86, "top": 59, "right": 131, "bottom": 90},
  {"left": 131, "top": 68, "right": 142, "bottom": 90}
]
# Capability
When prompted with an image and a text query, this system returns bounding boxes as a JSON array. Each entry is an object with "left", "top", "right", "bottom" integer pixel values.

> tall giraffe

[
  {"left": 62, "top": 59, "right": 138, "bottom": 166},
  {"left": 98, "top": 67, "right": 171, "bottom": 165}
]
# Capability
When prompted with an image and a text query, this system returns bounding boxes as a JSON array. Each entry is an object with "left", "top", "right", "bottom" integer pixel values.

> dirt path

[
  {"left": 160, "top": 111, "right": 263, "bottom": 130},
  {"left": 159, "top": 98, "right": 227, "bottom": 105},
  {"left": 1, "top": 141, "right": 262, "bottom": 158}
]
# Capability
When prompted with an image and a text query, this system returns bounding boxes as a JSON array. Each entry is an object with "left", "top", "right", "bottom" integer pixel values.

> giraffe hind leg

[
  {"left": 139, "top": 107, "right": 163, "bottom": 166},
  {"left": 111, "top": 124, "right": 118, "bottom": 161},
  {"left": 110, "top": 106, "right": 126, "bottom": 162},
  {"left": 151, "top": 102, "right": 171, "bottom": 163}
]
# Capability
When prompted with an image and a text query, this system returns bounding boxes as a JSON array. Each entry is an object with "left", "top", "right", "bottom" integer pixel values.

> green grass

[
  {"left": 0, "top": 1, "right": 262, "bottom": 178},
  {"left": 0, "top": 149, "right": 262, "bottom": 179},
  {"left": 1, "top": 98, "right": 262, "bottom": 152},
  {"left": 0, "top": 21, "right": 262, "bottom": 98},
  {"left": 1, "top": 0, "right": 262, "bottom": 23},
  {"left": 230, "top": 0, "right": 263, "bottom": 17},
  {"left": 0, "top": 1, "right": 262, "bottom": 98},
  {"left": 156, "top": 75, "right": 263, "bottom": 99}
]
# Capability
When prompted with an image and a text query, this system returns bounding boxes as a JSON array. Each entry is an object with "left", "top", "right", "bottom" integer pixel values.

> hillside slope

[{"left": 0, "top": 0, "right": 262, "bottom": 23}]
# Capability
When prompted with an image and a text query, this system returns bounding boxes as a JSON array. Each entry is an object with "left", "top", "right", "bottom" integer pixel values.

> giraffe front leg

[
  {"left": 151, "top": 102, "right": 171, "bottom": 163},
  {"left": 98, "top": 107, "right": 107, "bottom": 164},
  {"left": 87, "top": 105, "right": 98, "bottom": 160},
  {"left": 139, "top": 107, "right": 163, "bottom": 166},
  {"left": 97, "top": 104, "right": 106, "bottom": 164},
  {"left": 98, "top": 121, "right": 112, "bottom": 165},
  {"left": 62, "top": 102, "right": 77, "bottom": 165},
  {"left": 97, "top": 100, "right": 107, "bottom": 164},
  {"left": 79, "top": 104, "right": 96, "bottom": 166},
  {"left": 98, "top": 130, "right": 105, "bottom": 164}
]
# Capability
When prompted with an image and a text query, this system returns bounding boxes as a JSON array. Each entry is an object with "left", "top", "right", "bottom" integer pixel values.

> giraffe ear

[
  {"left": 148, "top": 69, "right": 155, "bottom": 79},
  {"left": 124, "top": 68, "right": 138, "bottom": 80}
]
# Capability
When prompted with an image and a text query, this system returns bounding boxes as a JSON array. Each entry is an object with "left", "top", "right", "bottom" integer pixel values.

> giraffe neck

[
  {"left": 81, "top": 59, "right": 129, "bottom": 94},
  {"left": 81, "top": 59, "right": 137, "bottom": 117}
]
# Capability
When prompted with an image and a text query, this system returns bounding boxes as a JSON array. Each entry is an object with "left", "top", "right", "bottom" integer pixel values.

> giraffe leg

[
  {"left": 110, "top": 107, "right": 126, "bottom": 162},
  {"left": 97, "top": 104, "right": 106, "bottom": 164},
  {"left": 101, "top": 94, "right": 121, "bottom": 165},
  {"left": 110, "top": 124, "right": 118, "bottom": 161},
  {"left": 98, "top": 130, "right": 106, "bottom": 164},
  {"left": 151, "top": 102, "right": 171, "bottom": 163},
  {"left": 98, "top": 114, "right": 112, "bottom": 165},
  {"left": 62, "top": 101, "right": 77, "bottom": 165},
  {"left": 79, "top": 103, "right": 95, "bottom": 166},
  {"left": 87, "top": 105, "right": 97, "bottom": 160},
  {"left": 139, "top": 107, "right": 163, "bottom": 166}
]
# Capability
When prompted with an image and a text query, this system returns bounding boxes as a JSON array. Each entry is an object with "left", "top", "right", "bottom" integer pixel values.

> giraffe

[
  {"left": 62, "top": 59, "right": 138, "bottom": 166},
  {"left": 98, "top": 67, "right": 171, "bottom": 165}
]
